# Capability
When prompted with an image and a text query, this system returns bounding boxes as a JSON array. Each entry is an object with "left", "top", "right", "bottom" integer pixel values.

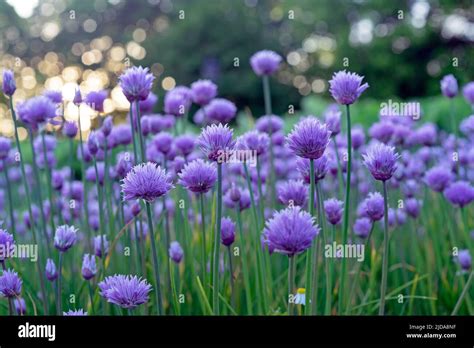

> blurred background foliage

[{"left": 0, "top": 0, "right": 473, "bottom": 132}]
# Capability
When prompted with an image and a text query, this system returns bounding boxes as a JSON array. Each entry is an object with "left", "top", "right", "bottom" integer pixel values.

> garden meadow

[{"left": 0, "top": 49, "right": 473, "bottom": 316}]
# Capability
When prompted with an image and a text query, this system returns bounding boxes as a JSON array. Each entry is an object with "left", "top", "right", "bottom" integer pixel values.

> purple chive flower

[
  {"left": 0, "top": 229, "right": 14, "bottom": 261},
  {"left": 94, "top": 235, "right": 109, "bottom": 258},
  {"left": 325, "top": 109, "right": 341, "bottom": 135},
  {"left": 363, "top": 143, "right": 399, "bottom": 181},
  {"left": 440, "top": 74, "right": 458, "bottom": 98},
  {"left": 99, "top": 274, "right": 152, "bottom": 309},
  {"left": 329, "top": 70, "right": 369, "bottom": 105},
  {"left": 0, "top": 136, "right": 11, "bottom": 160},
  {"left": 178, "top": 159, "right": 217, "bottom": 194},
  {"left": 73, "top": 88, "right": 82, "bottom": 105},
  {"left": 444, "top": 181, "right": 474, "bottom": 208},
  {"left": 87, "top": 131, "right": 99, "bottom": 156},
  {"left": 45, "top": 258, "right": 58, "bottom": 281},
  {"left": 256, "top": 115, "right": 283, "bottom": 134},
  {"left": 2, "top": 70, "right": 16, "bottom": 96},
  {"left": 369, "top": 122, "right": 394, "bottom": 144},
  {"left": 153, "top": 132, "right": 174, "bottom": 154},
  {"left": 16, "top": 96, "right": 57, "bottom": 128},
  {"left": 405, "top": 198, "right": 422, "bottom": 218},
  {"left": 43, "top": 90, "right": 63, "bottom": 104},
  {"left": 164, "top": 87, "right": 192, "bottom": 117},
  {"left": 102, "top": 115, "right": 113, "bottom": 136},
  {"left": 351, "top": 126, "right": 366, "bottom": 150},
  {"left": 458, "top": 250, "right": 472, "bottom": 270},
  {"left": 236, "top": 130, "right": 270, "bottom": 156},
  {"left": 84, "top": 90, "right": 107, "bottom": 112},
  {"left": 353, "top": 217, "right": 372, "bottom": 238},
  {"left": 460, "top": 115, "right": 474, "bottom": 138},
  {"left": 119, "top": 66, "right": 155, "bottom": 102},
  {"left": 63, "top": 121, "right": 78, "bottom": 138},
  {"left": 191, "top": 79, "right": 217, "bottom": 106},
  {"left": 139, "top": 92, "right": 158, "bottom": 113},
  {"left": 52, "top": 170, "right": 64, "bottom": 190},
  {"left": 463, "top": 82, "right": 474, "bottom": 105},
  {"left": 250, "top": 50, "right": 282, "bottom": 76},
  {"left": 220, "top": 217, "right": 236, "bottom": 246},
  {"left": 169, "top": 241, "right": 184, "bottom": 263},
  {"left": 262, "top": 207, "right": 319, "bottom": 257},
  {"left": 14, "top": 298, "right": 26, "bottom": 315},
  {"left": 228, "top": 184, "right": 241, "bottom": 202},
  {"left": 364, "top": 192, "right": 385, "bottom": 221},
  {"left": 111, "top": 124, "right": 132, "bottom": 146},
  {"left": 63, "top": 309, "right": 88, "bottom": 316},
  {"left": 277, "top": 179, "right": 308, "bottom": 207},
  {"left": 424, "top": 166, "right": 453, "bottom": 193},
  {"left": 82, "top": 254, "right": 97, "bottom": 280},
  {"left": 0, "top": 269, "right": 22, "bottom": 298},
  {"left": 324, "top": 198, "right": 344, "bottom": 225},
  {"left": 287, "top": 117, "right": 331, "bottom": 159},
  {"left": 197, "top": 123, "right": 235, "bottom": 162},
  {"left": 174, "top": 134, "right": 195, "bottom": 157},
  {"left": 122, "top": 162, "right": 173, "bottom": 203},
  {"left": 54, "top": 225, "right": 77, "bottom": 252},
  {"left": 296, "top": 156, "right": 329, "bottom": 184},
  {"left": 206, "top": 98, "right": 237, "bottom": 124}
]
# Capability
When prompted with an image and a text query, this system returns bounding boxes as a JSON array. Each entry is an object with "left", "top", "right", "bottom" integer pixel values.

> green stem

[
  {"left": 236, "top": 208, "right": 252, "bottom": 314},
  {"left": 379, "top": 180, "right": 390, "bottom": 315},
  {"left": 57, "top": 252, "right": 63, "bottom": 315},
  {"left": 135, "top": 100, "right": 146, "bottom": 162},
  {"left": 227, "top": 246, "right": 235, "bottom": 309},
  {"left": 77, "top": 109, "right": 91, "bottom": 250},
  {"left": 9, "top": 98, "right": 48, "bottom": 314},
  {"left": 28, "top": 130, "right": 52, "bottom": 257},
  {"left": 212, "top": 163, "right": 222, "bottom": 315},
  {"left": 288, "top": 256, "right": 295, "bottom": 315},
  {"left": 41, "top": 131, "right": 56, "bottom": 235},
  {"left": 128, "top": 101, "right": 139, "bottom": 164},
  {"left": 145, "top": 201, "right": 164, "bottom": 315},
  {"left": 338, "top": 104, "right": 352, "bottom": 313},
  {"left": 305, "top": 158, "right": 315, "bottom": 314},
  {"left": 199, "top": 193, "right": 208, "bottom": 288},
  {"left": 452, "top": 271, "right": 474, "bottom": 315},
  {"left": 3, "top": 160, "right": 16, "bottom": 237},
  {"left": 93, "top": 157, "right": 107, "bottom": 274},
  {"left": 316, "top": 182, "right": 330, "bottom": 315}
]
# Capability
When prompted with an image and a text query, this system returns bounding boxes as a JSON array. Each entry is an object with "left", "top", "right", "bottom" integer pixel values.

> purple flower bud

[
  {"left": 353, "top": 217, "right": 372, "bottom": 238},
  {"left": 364, "top": 192, "right": 384, "bottom": 221},
  {"left": 256, "top": 115, "right": 283, "bottom": 134},
  {"left": 229, "top": 184, "right": 241, "bottom": 202},
  {"left": 45, "top": 258, "right": 58, "bottom": 281},
  {"left": 440, "top": 74, "right": 458, "bottom": 98},
  {"left": 405, "top": 198, "right": 421, "bottom": 218},
  {"left": 87, "top": 132, "right": 99, "bottom": 156},
  {"left": 102, "top": 115, "right": 113, "bottom": 136},
  {"left": 221, "top": 217, "right": 236, "bottom": 246},
  {"left": 14, "top": 297, "right": 26, "bottom": 315},
  {"left": 197, "top": 123, "right": 235, "bottom": 162},
  {"left": 463, "top": 82, "right": 474, "bottom": 105},
  {"left": 153, "top": 132, "right": 174, "bottom": 154},
  {"left": 351, "top": 126, "right": 366, "bottom": 150},
  {"left": 0, "top": 137, "right": 11, "bottom": 160},
  {"left": 63, "top": 121, "right": 78, "bottom": 138},
  {"left": 54, "top": 225, "right": 77, "bottom": 252},
  {"left": 2, "top": 70, "right": 16, "bottom": 97},
  {"left": 82, "top": 254, "right": 97, "bottom": 280},
  {"left": 325, "top": 110, "right": 341, "bottom": 135},
  {"left": 324, "top": 198, "right": 344, "bottom": 225},
  {"left": 52, "top": 170, "right": 64, "bottom": 191},
  {"left": 458, "top": 250, "right": 472, "bottom": 270},
  {"left": 174, "top": 134, "right": 195, "bottom": 157},
  {"left": 164, "top": 87, "right": 191, "bottom": 117},
  {"left": 296, "top": 156, "right": 328, "bottom": 184},
  {"left": 73, "top": 88, "right": 82, "bottom": 105},
  {"left": 94, "top": 235, "right": 109, "bottom": 258},
  {"left": 169, "top": 241, "right": 184, "bottom": 263},
  {"left": 179, "top": 159, "right": 217, "bottom": 194},
  {"left": 84, "top": 90, "right": 107, "bottom": 112}
]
